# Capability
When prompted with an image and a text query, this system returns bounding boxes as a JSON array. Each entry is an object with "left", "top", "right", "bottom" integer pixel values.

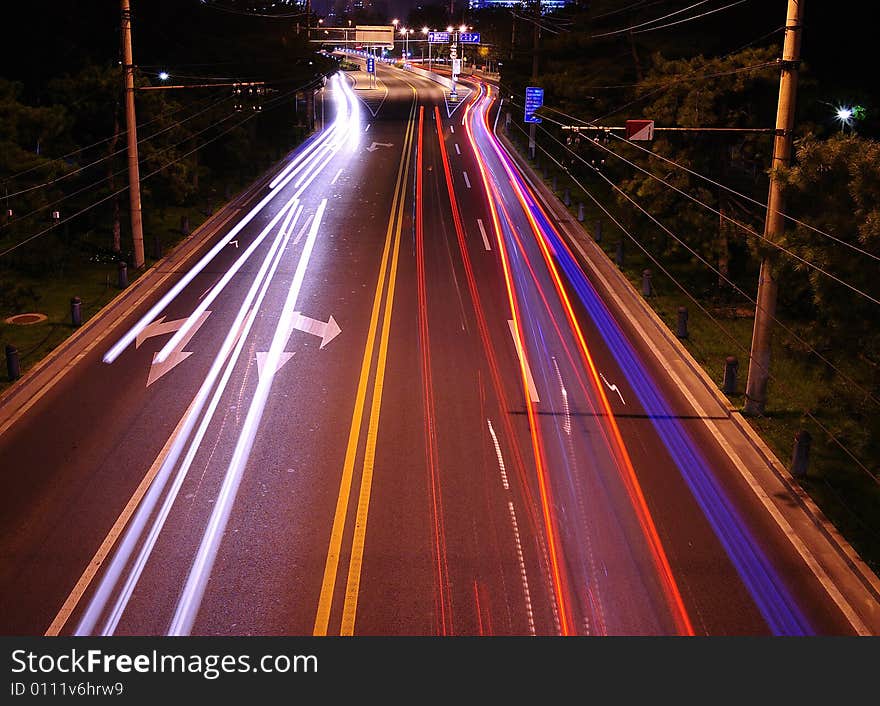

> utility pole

[
  {"left": 528, "top": 0, "right": 541, "bottom": 159},
  {"left": 743, "top": 0, "right": 804, "bottom": 416},
  {"left": 121, "top": 0, "right": 145, "bottom": 269}
]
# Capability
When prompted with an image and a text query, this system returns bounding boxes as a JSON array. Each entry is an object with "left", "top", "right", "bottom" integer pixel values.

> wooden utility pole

[
  {"left": 528, "top": 0, "right": 540, "bottom": 159},
  {"left": 743, "top": 0, "right": 804, "bottom": 415},
  {"left": 121, "top": 0, "right": 145, "bottom": 269}
]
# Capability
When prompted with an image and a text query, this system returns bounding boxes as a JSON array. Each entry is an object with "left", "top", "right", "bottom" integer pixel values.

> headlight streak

[
  {"left": 97, "top": 202, "right": 304, "bottom": 636},
  {"left": 75, "top": 197, "right": 302, "bottom": 635},
  {"left": 103, "top": 74, "right": 348, "bottom": 366},
  {"left": 78, "top": 74, "right": 362, "bottom": 635},
  {"left": 169, "top": 198, "right": 329, "bottom": 637},
  {"left": 467, "top": 85, "right": 694, "bottom": 635},
  {"left": 153, "top": 75, "right": 359, "bottom": 366},
  {"left": 475, "top": 85, "right": 811, "bottom": 635}
]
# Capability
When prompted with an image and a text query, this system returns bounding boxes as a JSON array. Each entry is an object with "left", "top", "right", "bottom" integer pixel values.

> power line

[
  {"left": 505, "top": 119, "right": 879, "bottom": 487},
  {"left": 0, "top": 76, "right": 316, "bottom": 259},
  {"left": 633, "top": 0, "right": 751, "bottom": 36},
  {"left": 514, "top": 87, "right": 880, "bottom": 266},
  {"left": 2, "top": 91, "right": 234, "bottom": 204},
  {"left": 508, "top": 95, "right": 880, "bottom": 305},
  {"left": 591, "top": 0, "right": 711, "bottom": 38},
  {"left": 1, "top": 89, "right": 223, "bottom": 185},
  {"left": 510, "top": 114, "right": 880, "bottom": 411}
]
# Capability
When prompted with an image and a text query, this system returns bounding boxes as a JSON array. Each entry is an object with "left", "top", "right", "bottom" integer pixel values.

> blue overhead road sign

[
  {"left": 459, "top": 32, "right": 481, "bottom": 44},
  {"left": 366, "top": 57, "right": 375, "bottom": 73},
  {"left": 428, "top": 31, "right": 450, "bottom": 43},
  {"left": 525, "top": 86, "right": 544, "bottom": 124}
]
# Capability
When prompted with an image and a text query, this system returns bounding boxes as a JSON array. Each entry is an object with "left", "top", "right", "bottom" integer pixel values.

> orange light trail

[
  {"left": 447, "top": 102, "right": 574, "bottom": 635},
  {"left": 470, "top": 90, "right": 694, "bottom": 635}
]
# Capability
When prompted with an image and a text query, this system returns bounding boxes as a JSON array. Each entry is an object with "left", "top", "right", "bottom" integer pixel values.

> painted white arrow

[
  {"left": 292, "top": 312, "right": 341, "bottom": 348},
  {"left": 365, "top": 142, "right": 393, "bottom": 152},
  {"left": 256, "top": 351, "right": 295, "bottom": 379},
  {"left": 136, "top": 310, "right": 211, "bottom": 387}
]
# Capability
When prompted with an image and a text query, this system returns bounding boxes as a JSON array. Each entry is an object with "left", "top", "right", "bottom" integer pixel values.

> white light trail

[
  {"left": 76, "top": 200, "right": 302, "bottom": 636},
  {"left": 168, "top": 198, "right": 328, "bottom": 636},
  {"left": 98, "top": 203, "right": 304, "bottom": 636},
  {"left": 103, "top": 74, "right": 349, "bottom": 365},
  {"left": 154, "top": 194, "right": 301, "bottom": 364}
]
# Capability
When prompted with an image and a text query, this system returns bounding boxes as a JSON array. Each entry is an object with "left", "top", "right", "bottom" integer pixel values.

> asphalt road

[{"left": 0, "top": 60, "right": 864, "bottom": 636}]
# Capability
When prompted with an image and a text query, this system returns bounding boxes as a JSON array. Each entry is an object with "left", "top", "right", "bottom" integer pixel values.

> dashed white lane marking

[
  {"left": 487, "top": 418, "right": 535, "bottom": 636},
  {"left": 477, "top": 219, "right": 491, "bottom": 251}
]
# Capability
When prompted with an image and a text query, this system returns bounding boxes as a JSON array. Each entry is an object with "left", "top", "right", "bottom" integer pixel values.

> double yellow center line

[{"left": 313, "top": 87, "right": 418, "bottom": 636}]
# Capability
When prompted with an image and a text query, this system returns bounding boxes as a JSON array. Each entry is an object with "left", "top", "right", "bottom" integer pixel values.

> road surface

[{"left": 0, "top": 60, "right": 873, "bottom": 636}]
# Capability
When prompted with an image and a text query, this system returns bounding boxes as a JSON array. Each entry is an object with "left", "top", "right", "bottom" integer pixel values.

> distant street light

[
  {"left": 158, "top": 71, "right": 169, "bottom": 81},
  {"left": 422, "top": 27, "right": 429, "bottom": 68}
]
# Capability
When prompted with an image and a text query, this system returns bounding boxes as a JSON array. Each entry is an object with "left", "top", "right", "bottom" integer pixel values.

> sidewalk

[{"left": 496, "top": 127, "right": 880, "bottom": 635}]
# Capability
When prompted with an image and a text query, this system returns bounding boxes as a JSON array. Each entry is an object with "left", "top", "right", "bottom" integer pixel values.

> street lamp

[
  {"left": 422, "top": 27, "right": 429, "bottom": 68},
  {"left": 399, "top": 27, "right": 407, "bottom": 59}
]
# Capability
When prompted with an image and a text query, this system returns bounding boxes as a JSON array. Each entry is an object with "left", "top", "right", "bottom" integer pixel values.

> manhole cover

[{"left": 3, "top": 313, "right": 48, "bottom": 325}]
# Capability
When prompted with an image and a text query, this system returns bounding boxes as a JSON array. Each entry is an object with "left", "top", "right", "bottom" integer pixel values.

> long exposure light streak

[
  {"left": 75, "top": 198, "right": 302, "bottom": 635},
  {"left": 169, "top": 198, "right": 328, "bottom": 636},
  {"left": 99, "top": 202, "right": 304, "bottom": 636},
  {"left": 466, "top": 84, "right": 694, "bottom": 635},
  {"left": 436, "top": 103, "right": 574, "bottom": 635},
  {"left": 103, "top": 74, "right": 352, "bottom": 365},
  {"left": 470, "top": 80, "right": 812, "bottom": 635},
  {"left": 415, "top": 105, "right": 452, "bottom": 634}
]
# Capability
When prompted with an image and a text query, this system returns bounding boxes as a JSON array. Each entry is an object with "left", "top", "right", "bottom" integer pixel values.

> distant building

[{"left": 468, "top": 0, "right": 570, "bottom": 10}]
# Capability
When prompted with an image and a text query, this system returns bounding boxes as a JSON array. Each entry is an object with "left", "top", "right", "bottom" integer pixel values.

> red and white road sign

[{"left": 626, "top": 119, "right": 654, "bottom": 141}]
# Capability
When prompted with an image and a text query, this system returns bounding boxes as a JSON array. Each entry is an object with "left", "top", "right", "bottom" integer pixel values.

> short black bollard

[
  {"left": 552, "top": 175, "right": 558, "bottom": 192},
  {"left": 642, "top": 269, "right": 653, "bottom": 297},
  {"left": 615, "top": 240, "right": 624, "bottom": 267},
  {"left": 676, "top": 306, "right": 689, "bottom": 339},
  {"left": 542, "top": 165, "right": 549, "bottom": 179},
  {"left": 70, "top": 297, "right": 82, "bottom": 327},
  {"left": 722, "top": 356, "right": 738, "bottom": 395},
  {"left": 6, "top": 344, "right": 20, "bottom": 381},
  {"left": 594, "top": 220, "right": 602, "bottom": 243},
  {"left": 153, "top": 233, "right": 162, "bottom": 260},
  {"left": 578, "top": 203, "right": 585, "bottom": 222},
  {"left": 181, "top": 215, "right": 190, "bottom": 236},
  {"left": 791, "top": 430, "right": 812, "bottom": 478},
  {"left": 117, "top": 260, "right": 128, "bottom": 289},
  {"left": 563, "top": 188, "right": 571, "bottom": 207}
]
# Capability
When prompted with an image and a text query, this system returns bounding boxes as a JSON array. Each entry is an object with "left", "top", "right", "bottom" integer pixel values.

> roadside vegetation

[{"left": 0, "top": 4, "right": 336, "bottom": 393}]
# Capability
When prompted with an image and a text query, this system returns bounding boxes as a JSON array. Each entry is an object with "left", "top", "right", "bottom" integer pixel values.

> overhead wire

[
  {"left": 506, "top": 95, "right": 880, "bottom": 306},
  {"left": 531, "top": 97, "right": 880, "bottom": 265},
  {"left": 502, "top": 116, "right": 880, "bottom": 487},
  {"left": 2, "top": 90, "right": 235, "bottom": 204},
  {"left": 514, "top": 111, "right": 880, "bottom": 410},
  {"left": 0, "top": 75, "right": 319, "bottom": 259},
  {"left": 591, "top": 1, "right": 711, "bottom": 38}
]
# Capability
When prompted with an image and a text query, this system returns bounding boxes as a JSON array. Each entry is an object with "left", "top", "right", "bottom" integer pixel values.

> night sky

[{"left": 0, "top": 1, "right": 870, "bottom": 117}]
